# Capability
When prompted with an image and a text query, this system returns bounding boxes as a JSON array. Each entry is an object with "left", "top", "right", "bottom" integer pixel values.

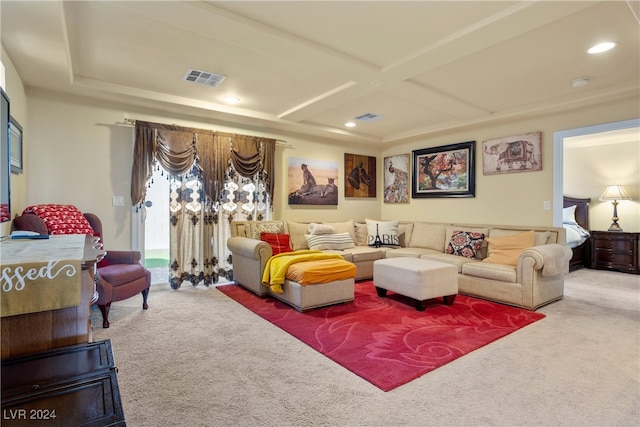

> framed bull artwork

[
  {"left": 412, "top": 141, "right": 475, "bottom": 198},
  {"left": 287, "top": 157, "right": 339, "bottom": 205},
  {"left": 344, "top": 153, "right": 376, "bottom": 198},
  {"left": 482, "top": 131, "right": 542, "bottom": 175}
]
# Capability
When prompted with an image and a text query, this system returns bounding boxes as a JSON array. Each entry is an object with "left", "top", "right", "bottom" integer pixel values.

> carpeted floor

[{"left": 92, "top": 268, "right": 639, "bottom": 426}]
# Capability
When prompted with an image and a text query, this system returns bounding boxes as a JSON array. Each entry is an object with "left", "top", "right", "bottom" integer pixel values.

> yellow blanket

[{"left": 261, "top": 250, "right": 345, "bottom": 294}]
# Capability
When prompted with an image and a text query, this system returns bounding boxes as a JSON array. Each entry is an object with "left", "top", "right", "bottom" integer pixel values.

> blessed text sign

[{"left": 0, "top": 235, "right": 84, "bottom": 317}]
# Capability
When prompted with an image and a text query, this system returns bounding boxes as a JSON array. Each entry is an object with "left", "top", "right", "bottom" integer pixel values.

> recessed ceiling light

[
  {"left": 345, "top": 122, "right": 356, "bottom": 128},
  {"left": 223, "top": 96, "right": 240, "bottom": 105},
  {"left": 587, "top": 42, "right": 616, "bottom": 54}
]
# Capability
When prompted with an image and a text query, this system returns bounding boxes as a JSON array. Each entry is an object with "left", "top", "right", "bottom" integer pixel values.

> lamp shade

[{"left": 599, "top": 185, "right": 631, "bottom": 201}]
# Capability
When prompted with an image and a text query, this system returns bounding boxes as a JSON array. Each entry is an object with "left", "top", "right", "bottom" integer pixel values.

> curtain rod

[{"left": 119, "top": 117, "right": 292, "bottom": 147}]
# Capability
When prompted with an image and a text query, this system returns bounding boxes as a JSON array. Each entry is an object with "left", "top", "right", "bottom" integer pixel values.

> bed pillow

[
  {"left": 563, "top": 205, "right": 578, "bottom": 225},
  {"left": 260, "top": 232, "right": 292, "bottom": 255},
  {"left": 483, "top": 230, "right": 535, "bottom": 266},
  {"left": 445, "top": 230, "right": 485, "bottom": 258},
  {"left": 23, "top": 204, "right": 94, "bottom": 235},
  {"left": 365, "top": 219, "right": 400, "bottom": 247},
  {"left": 305, "top": 232, "right": 355, "bottom": 250}
]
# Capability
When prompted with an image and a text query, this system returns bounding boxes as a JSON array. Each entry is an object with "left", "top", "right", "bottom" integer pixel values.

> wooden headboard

[{"left": 563, "top": 196, "right": 590, "bottom": 230}]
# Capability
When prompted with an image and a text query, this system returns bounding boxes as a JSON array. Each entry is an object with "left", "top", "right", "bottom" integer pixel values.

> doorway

[
  {"left": 552, "top": 118, "right": 640, "bottom": 227},
  {"left": 144, "top": 166, "right": 170, "bottom": 283}
]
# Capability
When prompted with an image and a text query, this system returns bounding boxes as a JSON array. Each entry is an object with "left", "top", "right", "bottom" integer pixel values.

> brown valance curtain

[{"left": 131, "top": 121, "right": 276, "bottom": 205}]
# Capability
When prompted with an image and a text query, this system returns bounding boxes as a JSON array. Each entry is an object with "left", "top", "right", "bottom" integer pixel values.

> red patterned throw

[
  {"left": 23, "top": 204, "right": 94, "bottom": 235},
  {"left": 218, "top": 280, "right": 545, "bottom": 391}
]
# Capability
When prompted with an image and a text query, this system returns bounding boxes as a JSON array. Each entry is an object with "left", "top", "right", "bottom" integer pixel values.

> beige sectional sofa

[{"left": 227, "top": 219, "right": 572, "bottom": 310}]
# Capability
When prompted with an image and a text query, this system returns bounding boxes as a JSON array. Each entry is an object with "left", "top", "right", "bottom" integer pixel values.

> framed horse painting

[
  {"left": 482, "top": 131, "right": 542, "bottom": 175},
  {"left": 344, "top": 153, "right": 376, "bottom": 198}
]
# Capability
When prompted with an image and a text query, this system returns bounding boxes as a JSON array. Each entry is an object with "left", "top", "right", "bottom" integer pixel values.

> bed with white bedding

[{"left": 563, "top": 196, "right": 591, "bottom": 271}]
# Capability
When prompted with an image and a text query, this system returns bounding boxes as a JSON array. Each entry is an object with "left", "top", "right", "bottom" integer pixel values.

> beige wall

[
  {"left": 1, "top": 48, "right": 27, "bottom": 237},
  {"left": 565, "top": 141, "right": 640, "bottom": 232},
  {"left": 381, "top": 98, "right": 640, "bottom": 228},
  {"left": 4, "top": 50, "right": 639, "bottom": 247}
]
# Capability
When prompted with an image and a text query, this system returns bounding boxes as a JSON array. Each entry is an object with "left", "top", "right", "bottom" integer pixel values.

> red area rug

[{"left": 217, "top": 281, "right": 545, "bottom": 391}]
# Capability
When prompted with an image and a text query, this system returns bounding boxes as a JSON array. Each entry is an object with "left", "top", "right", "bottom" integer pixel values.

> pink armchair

[{"left": 12, "top": 211, "right": 150, "bottom": 328}]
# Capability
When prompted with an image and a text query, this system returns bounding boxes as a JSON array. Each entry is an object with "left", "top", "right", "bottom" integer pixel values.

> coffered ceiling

[{"left": 2, "top": 1, "right": 639, "bottom": 144}]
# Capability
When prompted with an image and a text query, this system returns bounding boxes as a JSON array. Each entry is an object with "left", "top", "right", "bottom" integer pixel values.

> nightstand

[{"left": 590, "top": 231, "right": 640, "bottom": 274}]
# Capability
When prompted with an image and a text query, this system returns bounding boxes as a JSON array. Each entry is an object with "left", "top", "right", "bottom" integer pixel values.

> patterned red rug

[{"left": 217, "top": 281, "right": 545, "bottom": 391}]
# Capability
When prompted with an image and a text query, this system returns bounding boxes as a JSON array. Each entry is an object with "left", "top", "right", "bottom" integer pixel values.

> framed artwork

[
  {"left": 9, "top": 116, "right": 23, "bottom": 174},
  {"left": 287, "top": 157, "right": 338, "bottom": 205},
  {"left": 344, "top": 153, "right": 376, "bottom": 198},
  {"left": 383, "top": 154, "right": 409, "bottom": 203},
  {"left": 412, "top": 141, "right": 475, "bottom": 198},
  {"left": 482, "top": 131, "right": 541, "bottom": 175}
]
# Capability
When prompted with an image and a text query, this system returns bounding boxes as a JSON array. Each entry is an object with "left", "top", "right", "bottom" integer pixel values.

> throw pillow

[
  {"left": 305, "top": 232, "right": 355, "bottom": 250},
  {"left": 249, "top": 221, "right": 285, "bottom": 240},
  {"left": 483, "top": 230, "right": 535, "bottom": 266},
  {"left": 322, "top": 220, "right": 357, "bottom": 243},
  {"left": 260, "top": 232, "right": 292, "bottom": 255},
  {"left": 308, "top": 223, "right": 335, "bottom": 235},
  {"left": 23, "top": 204, "right": 95, "bottom": 235},
  {"left": 446, "top": 230, "right": 485, "bottom": 258},
  {"left": 365, "top": 219, "right": 400, "bottom": 247}
]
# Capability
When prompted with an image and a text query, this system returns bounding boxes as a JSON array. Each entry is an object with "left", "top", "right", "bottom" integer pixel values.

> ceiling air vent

[
  {"left": 183, "top": 69, "right": 226, "bottom": 87},
  {"left": 354, "top": 113, "right": 382, "bottom": 122}
]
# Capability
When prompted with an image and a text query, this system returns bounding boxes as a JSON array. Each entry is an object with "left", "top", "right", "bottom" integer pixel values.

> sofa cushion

[
  {"left": 408, "top": 222, "right": 447, "bottom": 251},
  {"left": 385, "top": 247, "right": 440, "bottom": 258},
  {"left": 260, "top": 232, "right": 292, "bottom": 255},
  {"left": 286, "top": 221, "right": 310, "bottom": 250},
  {"left": 354, "top": 222, "right": 368, "bottom": 246},
  {"left": 490, "top": 227, "right": 551, "bottom": 246},
  {"left": 462, "top": 261, "right": 517, "bottom": 283},
  {"left": 308, "top": 223, "right": 335, "bottom": 235},
  {"left": 343, "top": 246, "right": 385, "bottom": 263},
  {"left": 305, "top": 232, "right": 355, "bottom": 250},
  {"left": 366, "top": 219, "right": 400, "bottom": 247},
  {"left": 483, "top": 230, "right": 535, "bottom": 266},
  {"left": 398, "top": 222, "right": 414, "bottom": 247},
  {"left": 419, "top": 252, "right": 477, "bottom": 273},
  {"left": 445, "top": 230, "right": 485, "bottom": 258}
]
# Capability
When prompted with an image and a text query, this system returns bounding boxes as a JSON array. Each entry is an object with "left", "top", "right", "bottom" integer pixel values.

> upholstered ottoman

[
  {"left": 269, "top": 278, "right": 355, "bottom": 312},
  {"left": 373, "top": 257, "right": 458, "bottom": 311}
]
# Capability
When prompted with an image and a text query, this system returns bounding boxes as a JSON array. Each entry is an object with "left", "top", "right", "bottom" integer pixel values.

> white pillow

[
  {"left": 563, "top": 205, "right": 577, "bottom": 225},
  {"left": 308, "top": 223, "right": 336, "bottom": 235},
  {"left": 365, "top": 219, "right": 400, "bottom": 247},
  {"left": 305, "top": 232, "right": 355, "bottom": 250}
]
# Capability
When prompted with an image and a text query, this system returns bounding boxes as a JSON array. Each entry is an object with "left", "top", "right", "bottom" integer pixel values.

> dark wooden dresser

[
  {"left": 1, "top": 339, "right": 125, "bottom": 426},
  {"left": 590, "top": 231, "right": 640, "bottom": 274}
]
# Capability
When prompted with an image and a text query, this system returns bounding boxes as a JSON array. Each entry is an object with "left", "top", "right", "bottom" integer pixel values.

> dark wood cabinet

[
  {"left": 590, "top": 231, "right": 640, "bottom": 274},
  {"left": 1, "top": 339, "right": 125, "bottom": 426}
]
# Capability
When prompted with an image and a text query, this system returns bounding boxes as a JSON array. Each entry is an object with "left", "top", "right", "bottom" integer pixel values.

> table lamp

[{"left": 599, "top": 185, "right": 631, "bottom": 231}]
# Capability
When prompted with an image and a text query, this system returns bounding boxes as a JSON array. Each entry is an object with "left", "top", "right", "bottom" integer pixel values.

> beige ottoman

[{"left": 373, "top": 257, "right": 458, "bottom": 311}]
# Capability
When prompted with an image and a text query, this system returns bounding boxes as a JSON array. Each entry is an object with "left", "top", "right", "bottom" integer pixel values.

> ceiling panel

[{"left": 2, "top": 1, "right": 637, "bottom": 144}]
